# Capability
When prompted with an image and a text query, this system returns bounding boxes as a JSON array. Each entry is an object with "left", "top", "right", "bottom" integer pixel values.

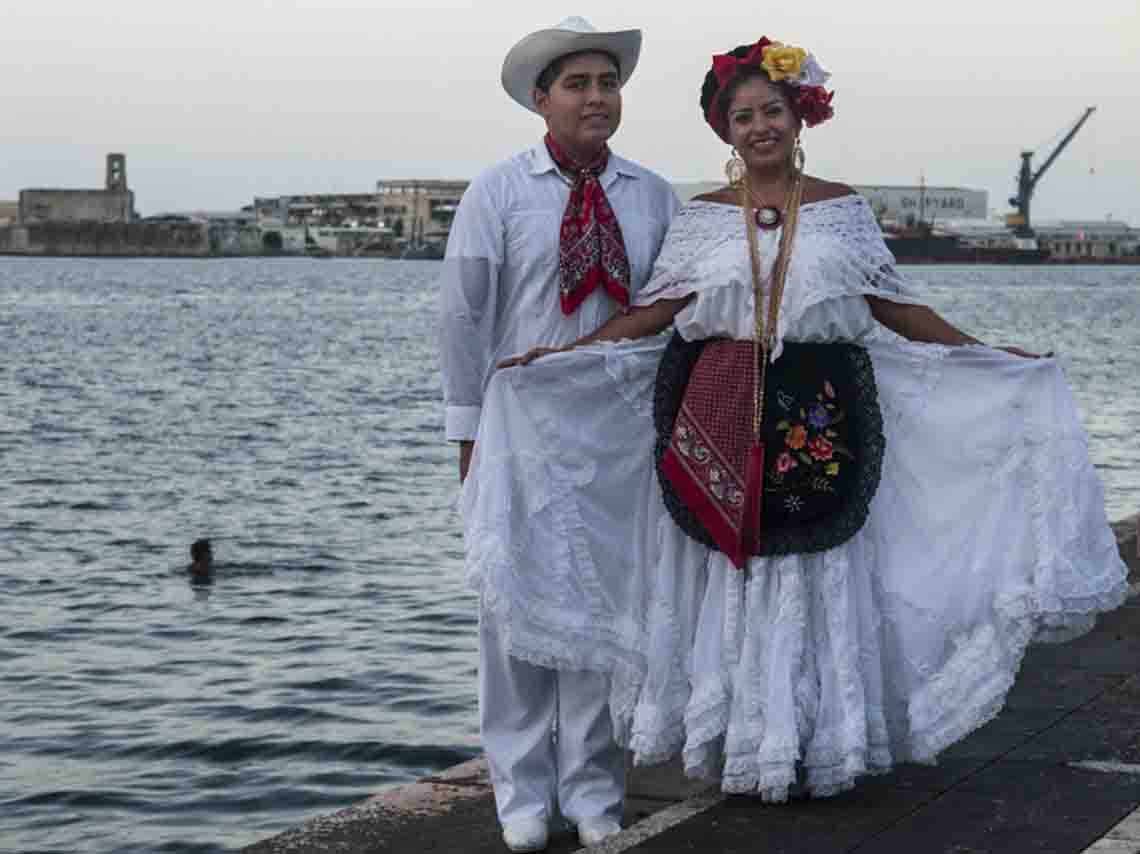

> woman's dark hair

[
  {"left": 536, "top": 50, "right": 621, "bottom": 93},
  {"left": 700, "top": 44, "right": 796, "bottom": 129}
]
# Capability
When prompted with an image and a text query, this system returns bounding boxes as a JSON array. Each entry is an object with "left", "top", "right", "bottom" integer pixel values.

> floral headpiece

[{"left": 705, "top": 37, "right": 834, "bottom": 140}]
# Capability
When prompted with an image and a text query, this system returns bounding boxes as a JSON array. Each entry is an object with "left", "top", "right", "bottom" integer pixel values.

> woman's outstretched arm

[
  {"left": 497, "top": 297, "right": 692, "bottom": 368},
  {"left": 865, "top": 296, "right": 981, "bottom": 346},
  {"left": 866, "top": 296, "right": 1045, "bottom": 358}
]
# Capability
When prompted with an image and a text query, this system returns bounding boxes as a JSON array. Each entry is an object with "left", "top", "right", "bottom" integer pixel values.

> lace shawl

[{"left": 634, "top": 195, "right": 926, "bottom": 358}]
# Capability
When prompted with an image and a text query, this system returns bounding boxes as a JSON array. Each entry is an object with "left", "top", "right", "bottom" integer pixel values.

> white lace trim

[
  {"left": 634, "top": 196, "right": 928, "bottom": 361},
  {"left": 616, "top": 416, "right": 1128, "bottom": 800}
]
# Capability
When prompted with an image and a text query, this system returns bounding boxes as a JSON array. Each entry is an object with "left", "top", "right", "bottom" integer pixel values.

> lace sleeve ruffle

[
  {"left": 636, "top": 196, "right": 919, "bottom": 308},
  {"left": 640, "top": 196, "right": 930, "bottom": 352},
  {"left": 787, "top": 194, "right": 917, "bottom": 300},
  {"left": 633, "top": 203, "right": 743, "bottom": 306},
  {"left": 777, "top": 195, "right": 927, "bottom": 339}
]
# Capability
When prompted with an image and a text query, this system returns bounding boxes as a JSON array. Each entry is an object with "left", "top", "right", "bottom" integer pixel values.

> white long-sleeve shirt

[{"left": 439, "top": 142, "right": 680, "bottom": 441}]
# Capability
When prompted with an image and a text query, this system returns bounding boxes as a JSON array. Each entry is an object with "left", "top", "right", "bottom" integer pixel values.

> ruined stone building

[{"left": 18, "top": 153, "right": 136, "bottom": 224}]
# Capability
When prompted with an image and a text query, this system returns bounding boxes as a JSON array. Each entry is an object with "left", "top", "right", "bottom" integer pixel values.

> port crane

[{"left": 1007, "top": 106, "right": 1096, "bottom": 237}]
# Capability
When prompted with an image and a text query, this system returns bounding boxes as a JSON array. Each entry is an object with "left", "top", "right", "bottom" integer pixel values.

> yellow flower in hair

[{"left": 761, "top": 43, "right": 808, "bottom": 82}]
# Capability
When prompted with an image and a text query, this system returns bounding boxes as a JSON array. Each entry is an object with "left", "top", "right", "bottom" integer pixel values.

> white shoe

[
  {"left": 502, "top": 817, "right": 549, "bottom": 852},
  {"left": 577, "top": 816, "right": 622, "bottom": 847}
]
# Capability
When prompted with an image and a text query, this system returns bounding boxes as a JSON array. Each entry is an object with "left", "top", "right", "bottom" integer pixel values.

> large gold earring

[
  {"left": 725, "top": 147, "right": 746, "bottom": 186},
  {"left": 793, "top": 137, "right": 805, "bottom": 172}
]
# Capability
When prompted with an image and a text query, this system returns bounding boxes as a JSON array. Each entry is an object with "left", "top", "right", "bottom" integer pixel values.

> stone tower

[{"left": 105, "top": 153, "right": 128, "bottom": 192}]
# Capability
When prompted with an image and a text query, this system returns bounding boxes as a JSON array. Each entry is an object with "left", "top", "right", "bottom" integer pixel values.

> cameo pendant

[{"left": 755, "top": 207, "right": 782, "bottom": 230}]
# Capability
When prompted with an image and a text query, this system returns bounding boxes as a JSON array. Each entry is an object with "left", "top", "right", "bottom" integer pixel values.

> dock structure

[{"left": 243, "top": 517, "right": 1140, "bottom": 854}]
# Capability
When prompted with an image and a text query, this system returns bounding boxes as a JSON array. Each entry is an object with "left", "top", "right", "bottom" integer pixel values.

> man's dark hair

[
  {"left": 535, "top": 50, "right": 621, "bottom": 94},
  {"left": 190, "top": 538, "right": 212, "bottom": 561}
]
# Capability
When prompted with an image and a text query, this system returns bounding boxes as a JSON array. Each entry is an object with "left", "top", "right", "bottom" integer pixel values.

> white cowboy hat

[{"left": 501, "top": 16, "right": 642, "bottom": 113}]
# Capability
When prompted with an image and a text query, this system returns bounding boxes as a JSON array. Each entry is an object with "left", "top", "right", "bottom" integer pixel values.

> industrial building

[
  {"left": 374, "top": 179, "right": 467, "bottom": 247},
  {"left": 853, "top": 185, "right": 988, "bottom": 225},
  {"left": 1036, "top": 221, "right": 1140, "bottom": 261},
  {"left": 252, "top": 193, "right": 396, "bottom": 256},
  {"left": 935, "top": 217, "right": 1139, "bottom": 260},
  {"left": 251, "top": 181, "right": 468, "bottom": 257},
  {"left": 253, "top": 193, "right": 384, "bottom": 229}
]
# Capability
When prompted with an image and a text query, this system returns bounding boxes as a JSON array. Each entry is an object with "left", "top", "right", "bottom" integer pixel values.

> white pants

[{"left": 479, "top": 612, "right": 625, "bottom": 826}]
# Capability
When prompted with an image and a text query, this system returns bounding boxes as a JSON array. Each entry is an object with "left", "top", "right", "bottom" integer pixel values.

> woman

[{"left": 467, "top": 37, "right": 1127, "bottom": 804}]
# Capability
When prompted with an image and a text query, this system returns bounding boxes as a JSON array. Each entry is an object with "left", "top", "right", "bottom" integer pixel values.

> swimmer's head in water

[{"left": 190, "top": 539, "right": 212, "bottom": 563}]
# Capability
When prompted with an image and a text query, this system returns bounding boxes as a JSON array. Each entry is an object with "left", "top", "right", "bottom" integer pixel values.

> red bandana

[{"left": 545, "top": 133, "right": 632, "bottom": 315}]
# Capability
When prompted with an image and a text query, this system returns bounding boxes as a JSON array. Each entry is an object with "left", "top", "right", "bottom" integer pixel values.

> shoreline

[{"left": 2, "top": 251, "right": 1138, "bottom": 265}]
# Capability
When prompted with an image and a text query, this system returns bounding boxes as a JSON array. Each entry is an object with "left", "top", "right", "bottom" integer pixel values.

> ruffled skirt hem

[
  {"left": 615, "top": 341, "right": 1128, "bottom": 799},
  {"left": 461, "top": 336, "right": 1129, "bottom": 801}
]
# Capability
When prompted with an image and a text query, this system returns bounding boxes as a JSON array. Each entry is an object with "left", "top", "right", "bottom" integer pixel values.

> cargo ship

[{"left": 883, "top": 224, "right": 1051, "bottom": 265}]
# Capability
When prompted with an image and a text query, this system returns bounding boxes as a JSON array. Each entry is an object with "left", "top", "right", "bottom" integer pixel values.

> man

[{"left": 439, "top": 17, "right": 679, "bottom": 853}]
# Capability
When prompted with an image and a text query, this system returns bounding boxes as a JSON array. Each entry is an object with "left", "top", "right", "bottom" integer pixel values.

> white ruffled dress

[{"left": 459, "top": 195, "right": 1128, "bottom": 801}]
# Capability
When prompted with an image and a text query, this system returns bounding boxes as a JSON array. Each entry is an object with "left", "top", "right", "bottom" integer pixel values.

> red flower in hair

[
  {"left": 796, "top": 86, "right": 835, "bottom": 127},
  {"left": 705, "top": 38, "right": 835, "bottom": 137},
  {"left": 710, "top": 37, "right": 772, "bottom": 87},
  {"left": 706, "top": 38, "right": 773, "bottom": 139}
]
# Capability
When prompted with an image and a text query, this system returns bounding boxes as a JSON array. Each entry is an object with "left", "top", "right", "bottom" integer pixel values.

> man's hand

[
  {"left": 459, "top": 441, "right": 474, "bottom": 483},
  {"left": 496, "top": 346, "right": 565, "bottom": 369}
]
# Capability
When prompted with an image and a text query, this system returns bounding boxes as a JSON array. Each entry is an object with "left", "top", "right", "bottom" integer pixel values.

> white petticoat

[{"left": 460, "top": 335, "right": 1127, "bottom": 801}]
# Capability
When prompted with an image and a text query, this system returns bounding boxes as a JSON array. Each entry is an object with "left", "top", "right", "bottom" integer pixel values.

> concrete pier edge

[{"left": 241, "top": 513, "right": 1140, "bottom": 853}]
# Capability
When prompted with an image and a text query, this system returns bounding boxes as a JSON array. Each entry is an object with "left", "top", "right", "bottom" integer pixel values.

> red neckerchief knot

[{"left": 545, "top": 132, "right": 631, "bottom": 315}]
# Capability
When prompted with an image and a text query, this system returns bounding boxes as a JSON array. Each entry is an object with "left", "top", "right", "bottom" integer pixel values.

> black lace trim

[
  {"left": 653, "top": 333, "right": 885, "bottom": 558},
  {"left": 653, "top": 333, "right": 718, "bottom": 551}
]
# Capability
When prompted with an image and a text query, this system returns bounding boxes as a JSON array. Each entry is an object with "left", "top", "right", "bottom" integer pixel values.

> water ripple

[{"left": 1, "top": 258, "right": 1136, "bottom": 854}]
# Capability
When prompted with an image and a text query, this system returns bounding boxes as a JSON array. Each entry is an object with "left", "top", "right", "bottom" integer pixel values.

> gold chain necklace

[{"left": 739, "top": 164, "right": 805, "bottom": 434}]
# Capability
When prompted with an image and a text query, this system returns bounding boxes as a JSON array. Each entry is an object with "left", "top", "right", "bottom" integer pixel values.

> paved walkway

[{"left": 242, "top": 516, "right": 1140, "bottom": 854}]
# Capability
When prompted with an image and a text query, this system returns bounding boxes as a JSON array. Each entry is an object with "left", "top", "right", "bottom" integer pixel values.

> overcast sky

[{"left": 3, "top": 0, "right": 1138, "bottom": 224}]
